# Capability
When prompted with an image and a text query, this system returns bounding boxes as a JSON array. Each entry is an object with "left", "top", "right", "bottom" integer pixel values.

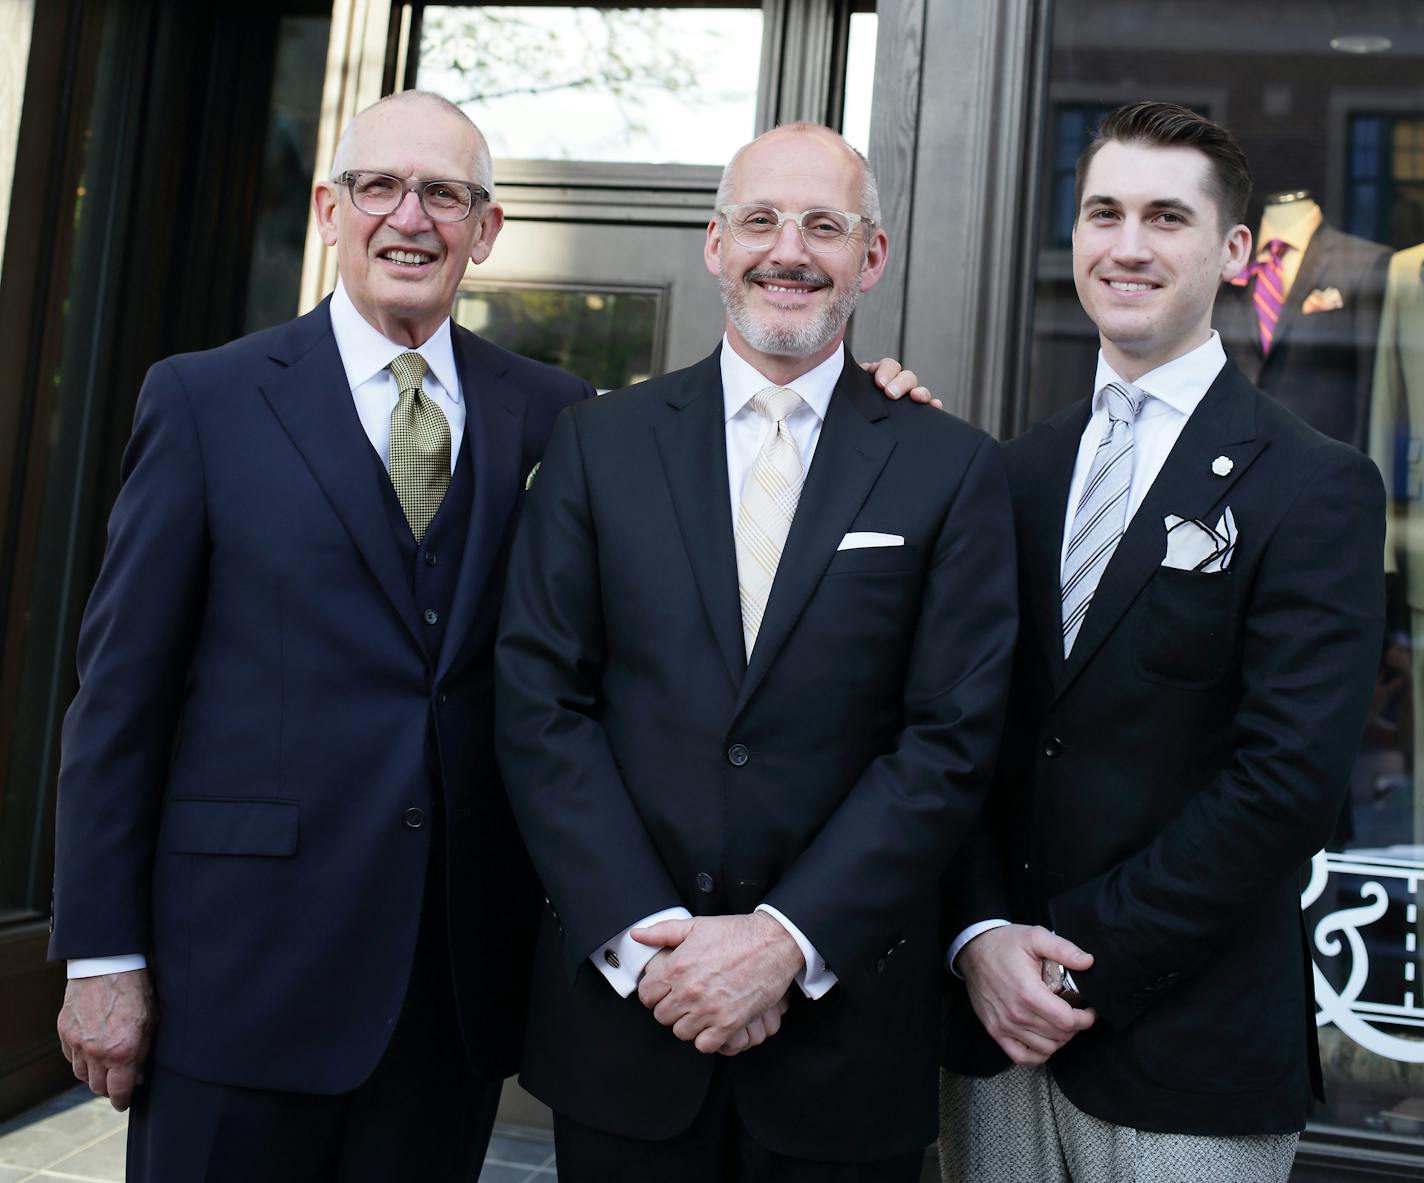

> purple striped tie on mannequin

[{"left": 1229, "top": 238, "right": 1290, "bottom": 354}]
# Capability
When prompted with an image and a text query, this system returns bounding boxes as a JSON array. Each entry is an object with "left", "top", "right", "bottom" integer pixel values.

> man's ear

[
  {"left": 1220, "top": 222, "right": 1252, "bottom": 281},
  {"left": 313, "top": 182, "right": 339, "bottom": 247},
  {"left": 858, "top": 226, "right": 890, "bottom": 294},
  {"left": 469, "top": 204, "right": 505, "bottom": 267},
  {"left": 703, "top": 217, "right": 724, "bottom": 279}
]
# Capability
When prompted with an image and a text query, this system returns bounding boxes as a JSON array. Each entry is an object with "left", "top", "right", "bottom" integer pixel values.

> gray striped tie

[{"left": 1061, "top": 381, "right": 1144, "bottom": 656}]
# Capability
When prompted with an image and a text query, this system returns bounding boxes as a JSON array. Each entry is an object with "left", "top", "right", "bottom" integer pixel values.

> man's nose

[
  {"left": 1110, "top": 218, "right": 1151, "bottom": 263},
  {"left": 385, "top": 187, "right": 432, "bottom": 233},
  {"left": 766, "top": 215, "right": 812, "bottom": 266}
]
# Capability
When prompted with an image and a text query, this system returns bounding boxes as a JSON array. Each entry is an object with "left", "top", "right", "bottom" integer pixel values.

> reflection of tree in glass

[{"left": 420, "top": 6, "right": 738, "bottom": 151}]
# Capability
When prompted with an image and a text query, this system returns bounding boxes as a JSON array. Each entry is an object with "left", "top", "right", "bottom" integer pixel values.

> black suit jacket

[
  {"left": 943, "top": 360, "right": 1385, "bottom": 1135},
  {"left": 51, "top": 299, "right": 591, "bottom": 1092},
  {"left": 1215, "top": 222, "right": 1390, "bottom": 450},
  {"left": 496, "top": 346, "right": 1017, "bottom": 1161}
]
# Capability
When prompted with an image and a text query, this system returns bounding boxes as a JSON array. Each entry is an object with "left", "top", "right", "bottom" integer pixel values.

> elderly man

[
  {"left": 496, "top": 121, "right": 1016, "bottom": 1181},
  {"left": 50, "top": 92, "right": 924, "bottom": 1181}
]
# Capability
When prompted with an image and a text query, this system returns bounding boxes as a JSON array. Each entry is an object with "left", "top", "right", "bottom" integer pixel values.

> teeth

[
  {"left": 385, "top": 250, "right": 431, "bottom": 265},
  {"left": 763, "top": 284, "right": 809, "bottom": 293},
  {"left": 1109, "top": 281, "right": 1153, "bottom": 292}
]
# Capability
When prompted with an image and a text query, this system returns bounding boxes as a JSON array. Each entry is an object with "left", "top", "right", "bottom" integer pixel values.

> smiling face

[
  {"left": 1072, "top": 140, "right": 1251, "bottom": 381},
  {"left": 705, "top": 127, "right": 888, "bottom": 382},
  {"left": 313, "top": 96, "right": 503, "bottom": 347}
]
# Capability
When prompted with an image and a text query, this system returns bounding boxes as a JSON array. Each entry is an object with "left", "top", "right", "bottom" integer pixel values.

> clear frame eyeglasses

[
  {"left": 336, "top": 170, "right": 491, "bottom": 223},
  {"left": 718, "top": 203, "right": 873, "bottom": 254}
]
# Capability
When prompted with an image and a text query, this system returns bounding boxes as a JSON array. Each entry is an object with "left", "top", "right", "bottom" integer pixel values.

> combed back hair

[
  {"left": 716, "top": 121, "right": 881, "bottom": 226},
  {"left": 1073, "top": 101, "right": 1252, "bottom": 232},
  {"left": 330, "top": 90, "right": 495, "bottom": 198}
]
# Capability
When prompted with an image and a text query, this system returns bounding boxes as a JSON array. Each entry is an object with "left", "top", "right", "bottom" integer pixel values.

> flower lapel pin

[
  {"left": 524, "top": 462, "right": 541, "bottom": 491},
  {"left": 1211, "top": 455, "right": 1233, "bottom": 477}
]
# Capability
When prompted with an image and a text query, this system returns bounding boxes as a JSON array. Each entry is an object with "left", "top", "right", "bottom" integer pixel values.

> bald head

[
  {"left": 716, "top": 122, "right": 879, "bottom": 225},
  {"left": 331, "top": 90, "right": 495, "bottom": 197}
]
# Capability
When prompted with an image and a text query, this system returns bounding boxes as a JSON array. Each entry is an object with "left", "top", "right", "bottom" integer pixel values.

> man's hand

[
  {"left": 957, "top": 924, "right": 1095, "bottom": 1066},
  {"left": 717, "top": 993, "right": 790, "bottom": 1057},
  {"left": 862, "top": 358, "right": 943, "bottom": 410},
  {"left": 632, "top": 913, "right": 803, "bottom": 1053},
  {"left": 57, "top": 969, "right": 155, "bottom": 1111}
]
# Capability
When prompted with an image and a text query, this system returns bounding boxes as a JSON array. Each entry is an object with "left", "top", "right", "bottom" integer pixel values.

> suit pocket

[
  {"left": 160, "top": 797, "right": 299, "bottom": 856},
  {"left": 823, "top": 542, "right": 919, "bottom": 576},
  {"left": 1133, "top": 568, "right": 1241, "bottom": 688}
]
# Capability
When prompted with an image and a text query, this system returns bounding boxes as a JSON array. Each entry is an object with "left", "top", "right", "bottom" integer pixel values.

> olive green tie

[{"left": 388, "top": 351, "right": 450, "bottom": 542}]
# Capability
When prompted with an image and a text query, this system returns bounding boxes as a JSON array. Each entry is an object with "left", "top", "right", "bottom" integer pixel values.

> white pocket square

[
  {"left": 837, "top": 531, "right": 904, "bottom": 551},
  {"left": 1162, "top": 507, "right": 1237, "bottom": 573}
]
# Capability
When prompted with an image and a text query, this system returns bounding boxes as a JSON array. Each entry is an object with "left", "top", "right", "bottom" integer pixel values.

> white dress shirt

[
  {"left": 67, "top": 283, "right": 466, "bottom": 981},
  {"left": 946, "top": 331, "right": 1227, "bottom": 975},
  {"left": 591, "top": 337, "right": 844, "bottom": 1003}
]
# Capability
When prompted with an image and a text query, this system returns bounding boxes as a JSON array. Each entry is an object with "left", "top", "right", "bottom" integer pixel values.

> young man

[
  {"left": 496, "top": 123, "right": 1016, "bottom": 1181},
  {"left": 937, "top": 102, "right": 1385, "bottom": 1181}
]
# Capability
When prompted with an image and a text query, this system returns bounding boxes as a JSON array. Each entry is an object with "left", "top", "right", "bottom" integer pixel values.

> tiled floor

[{"left": 0, "top": 1088, "right": 557, "bottom": 1182}]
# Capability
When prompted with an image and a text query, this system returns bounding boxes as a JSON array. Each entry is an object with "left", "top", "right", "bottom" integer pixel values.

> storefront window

[
  {"left": 1029, "top": 0, "right": 1424, "bottom": 1153},
  {"left": 416, "top": 4, "right": 763, "bottom": 165}
]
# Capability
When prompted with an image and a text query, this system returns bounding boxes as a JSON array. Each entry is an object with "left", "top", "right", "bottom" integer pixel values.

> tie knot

[
  {"left": 750, "top": 385, "right": 802, "bottom": 424},
  {"left": 1102, "top": 381, "right": 1143, "bottom": 423},
  {"left": 1265, "top": 238, "right": 1289, "bottom": 262},
  {"left": 390, "top": 351, "right": 429, "bottom": 396}
]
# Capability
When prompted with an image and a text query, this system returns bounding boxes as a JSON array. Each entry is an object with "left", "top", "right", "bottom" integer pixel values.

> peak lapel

[
  {"left": 734, "top": 360, "right": 894, "bottom": 720},
  {"left": 1272, "top": 225, "right": 1334, "bottom": 351},
  {"left": 1053, "top": 364, "right": 1263, "bottom": 700},
  {"left": 654, "top": 349, "right": 745, "bottom": 690},
  {"left": 258, "top": 303, "right": 423, "bottom": 652},
  {"left": 435, "top": 328, "right": 526, "bottom": 683}
]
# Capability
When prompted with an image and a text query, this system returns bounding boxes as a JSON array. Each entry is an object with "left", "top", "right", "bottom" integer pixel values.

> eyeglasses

[
  {"left": 718, "top": 203, "right": 873, "bottom": 254},
  {"left": 336, "top": 170, "right": 491, "bottom": 223}
]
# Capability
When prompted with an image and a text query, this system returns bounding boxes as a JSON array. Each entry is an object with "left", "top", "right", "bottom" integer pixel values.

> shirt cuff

[
  {"left": 755, "top": 904, "right": 837, "bottom": 999},
  {"left": 68, "top": 955, "right": 147, "bottom": 979},
  {"left": 590, "top": 907, "right": 692, "bottom": 998},
  {"left": 946, "top": 919, "right": 1010, "bottom": 977}
]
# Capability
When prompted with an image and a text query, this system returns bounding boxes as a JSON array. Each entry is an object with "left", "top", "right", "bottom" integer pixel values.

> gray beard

[{"left": 720, "top": 266, "right": 861, "bottom": 358}]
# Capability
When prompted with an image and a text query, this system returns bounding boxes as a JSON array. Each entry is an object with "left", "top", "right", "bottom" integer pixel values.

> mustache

[{"left": 744, "top": 266, "right": 833, "bottom": 288}]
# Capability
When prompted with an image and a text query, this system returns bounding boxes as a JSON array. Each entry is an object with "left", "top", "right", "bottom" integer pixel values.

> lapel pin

[
  {"left": 525, "top": 462, "right": 541, "bottom": 491},
  {"left": 1211, "top": 455, "right": 1233, "bottom": 477}
]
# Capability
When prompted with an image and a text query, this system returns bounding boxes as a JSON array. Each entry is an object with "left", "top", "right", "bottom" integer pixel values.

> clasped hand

[{"left": 633, "top": 913, "right": 803, "bottom": 1056}]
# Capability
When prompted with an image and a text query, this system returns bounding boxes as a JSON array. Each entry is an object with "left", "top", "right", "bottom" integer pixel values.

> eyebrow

[{"left": 1081, "top": 194, "right": 1199, "bottom": 218}]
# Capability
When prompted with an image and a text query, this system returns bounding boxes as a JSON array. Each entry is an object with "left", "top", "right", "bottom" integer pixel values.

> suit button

[
  {"left": 604, "top": 949, "right": 620, "bottom": 969},
  {"left": 423, "top": 608, "right": 439, "bottom": 625},
  {"left": 403, "top": 807, "right": 425, "bottom": 829},
  {"left": 1042, "top": 737, "right": 1063, "bottom": 758},
  {"left": 696, "top": 872, "right": 715, "bottom": 893},
  {"left": 876, "top": 957, "right": 888, "bottom": 974},
  {"left": 424, "top": 551, "right": 438, "bottom": 566},
  {"left": 437, "top": 691, "right": 448, "bottom": 706},
  {"left": 727, "top": 743, "right": 749, "bottom": 766}
]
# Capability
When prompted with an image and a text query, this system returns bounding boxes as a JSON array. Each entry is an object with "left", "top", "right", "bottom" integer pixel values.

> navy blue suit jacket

[{"left": 50, "top": 298, "right": 591, "bottom": 1093}]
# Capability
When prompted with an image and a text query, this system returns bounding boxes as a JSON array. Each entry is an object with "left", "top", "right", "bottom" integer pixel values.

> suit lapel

[
  {"left": 1053, "top": 363, "right": 1265, "bottom": 702},
  {"left": 1020, "top": 400, "right": 1091, "bottom": 683},
  {"left": 435, "top": 327, "right": 526, "bottom": 683},
  {"left": 258, "top": 300, "right": 423, "bottom": 652},
  {"left": 1272, "top": 225, "right": 1333, "bottom": 353},
  {"left": 734, "top": 358, "right": 895, "bottom": 720},
  {"left": 654, "top": 348, "right": 746, "bottom": 690}
]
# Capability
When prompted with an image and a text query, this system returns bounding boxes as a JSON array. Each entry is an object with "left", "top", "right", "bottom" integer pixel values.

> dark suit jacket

[
  {"left": 50, "top": 298, "right": 591, "bottom": 1093},
  {"left": 942, "top": 360, "right": 1385, "bottom": 1135},
  {"left": 496, "top": 346, "right": 1017, "bottom": 1161},
  {"left": 1215, "top": 222, "right": 1391, "bottom": 450}
]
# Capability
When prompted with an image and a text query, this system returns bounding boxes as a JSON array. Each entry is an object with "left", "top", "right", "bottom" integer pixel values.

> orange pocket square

[{"left": 1302, "top": 286, "right": 1344, "bottom": 314}]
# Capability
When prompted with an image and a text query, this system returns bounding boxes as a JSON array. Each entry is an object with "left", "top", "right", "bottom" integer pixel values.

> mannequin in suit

[{"left": 1215, "top": 189, "right": 1390, "bottom": 450}]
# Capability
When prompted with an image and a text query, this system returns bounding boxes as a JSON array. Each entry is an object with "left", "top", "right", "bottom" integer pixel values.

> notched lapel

[
  {"left": 258, "top": 308, "right": 423, "bottom": 652},
  {"left": 655, "top": 351, "right": 746, "bottom": 690},
  {"left": 734, "top": 367, "right": 894, "bottom": 719},
  {"left": 1054, "top": 366, "right": 1264, "bottom": 699},
  {"left": 436, "top": 330, "right": 526, "bottom": 682}
]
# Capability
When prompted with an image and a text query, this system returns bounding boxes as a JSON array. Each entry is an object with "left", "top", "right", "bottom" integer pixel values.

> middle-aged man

[
  {"left": 931, "top": 101, "right": 1385, "bottom": 1182},
  {"left": 495, "top": 122, "right": 1017, "bottom": 1181},
  {"left": 48, "top": 90, "right": 924, "bottom": 1181}
]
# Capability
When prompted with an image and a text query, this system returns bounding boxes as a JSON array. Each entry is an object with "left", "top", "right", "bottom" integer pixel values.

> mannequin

[{"left": 1215, "top": 189, "right": 1391, "bottom": 450}]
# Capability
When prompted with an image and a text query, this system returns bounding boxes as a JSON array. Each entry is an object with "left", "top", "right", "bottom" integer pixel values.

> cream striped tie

[
  {"left": 388, "top": 351, "right": 450, "bottom": 542},
  {"left": 735, "top": 386, "right": 805, "bottom": 660}
]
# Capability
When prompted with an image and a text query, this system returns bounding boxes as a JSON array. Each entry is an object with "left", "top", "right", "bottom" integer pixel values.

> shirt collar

[
  {"left": 1256, "top": 204, "right": 1322, "bottom": 258},
  {"left": 720, "top": 335, "right": 844, "bottom": 423},
  {"left": 329, "top": 278, "right": 461, "bottom": 402},
  {"left": 1092, "top": 330, "right": 1226, "bottom": 420}
]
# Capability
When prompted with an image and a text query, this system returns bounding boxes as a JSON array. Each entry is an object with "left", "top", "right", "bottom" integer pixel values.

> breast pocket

[
  {"left": 822, "top": 541, "right": 919, "bottom": 576},
  {"left": 1133, "top": 568, "right": 1242, "bottom": 688}
]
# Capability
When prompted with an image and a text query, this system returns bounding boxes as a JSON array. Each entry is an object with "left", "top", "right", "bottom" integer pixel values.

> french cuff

[
  {"left": 946, "top": 919, "right": 1010, "bottom": 977},
  {"left": 755, "top": 904, "right": 836, "bottom": 999},
  {"left": 591, "top": 906, "right": 691, "bottom": 998},
  {"left": 68, "top": 954, "right": 147, "bottom": 979}
]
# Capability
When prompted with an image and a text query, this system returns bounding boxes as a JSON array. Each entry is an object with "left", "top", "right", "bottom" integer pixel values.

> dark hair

[{"left": 1073, "top": 101, "right": 1252, "bottom": 232}]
